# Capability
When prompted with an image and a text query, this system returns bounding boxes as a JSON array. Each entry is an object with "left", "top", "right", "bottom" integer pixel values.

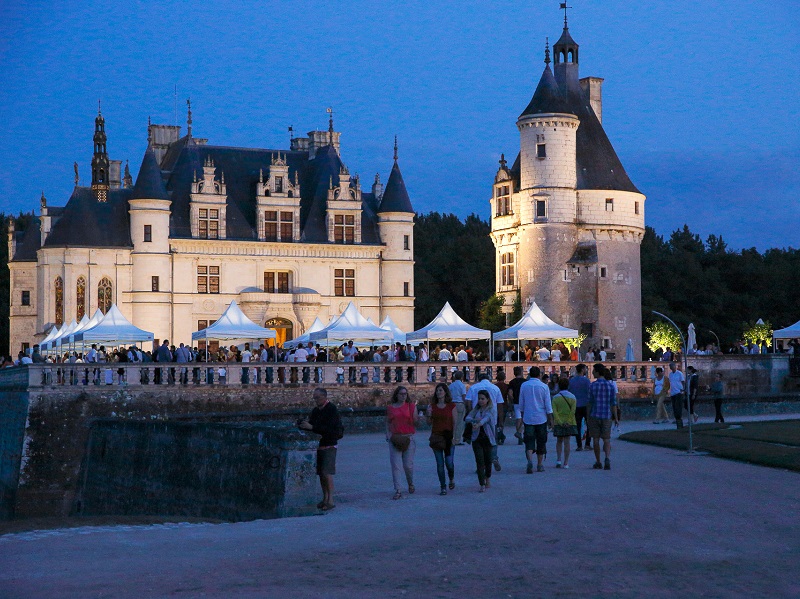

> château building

[
  {"left": 490, "top": 15, "right": 646, "bottom": 358},
  {"left": 8, "top": 108, "right": 415, "bottom": 352}
]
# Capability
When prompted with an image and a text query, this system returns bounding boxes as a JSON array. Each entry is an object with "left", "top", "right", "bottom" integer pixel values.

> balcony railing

[{"left": 0, "top": 361, "right": 675, "bottom": 391}]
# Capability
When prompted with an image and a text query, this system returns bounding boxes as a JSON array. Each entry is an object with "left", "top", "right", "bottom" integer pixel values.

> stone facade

[
  {"left": 8, "top": 111, "right": 415, "bottom": 352},
  {"left": 491, "top": 21, "right": 646, "bottom": 358}
]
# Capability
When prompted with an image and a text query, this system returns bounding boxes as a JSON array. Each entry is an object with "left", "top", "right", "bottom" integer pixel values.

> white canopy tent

[
  {"left": 49, "top": 319, "right": 78, "bottom": 355},
  {"left": 39, "top": 325, "right": 60, "bottom": 352},
  {"left": 493, "top": 302, "right": 578, "bottom": 341},
  {"left": 379, "top": 315, "right": 407, "bottom": 345},
  {"left": 406, "top": 302, "right": 491, "bottom": 343},
  {"left": 774, "top": 320, "right": 800, "bottom": 339},
  {"left": 68, "top": 309, "right": 105, "bottom": 344},
  {"left": 72, "top": 304, "right": 154, "bottom": 346},
  {"left": 283, "top": 317, "right": 326, "bottom": 349},
  {"left": 773, "top": 320, "right": 800, "bottom": 352},
  {"left": 309, "top": 302, "right": 393, "bottom": 347},
  {"left": 191, "top": 300, "right": 277, "bottom": 346}
]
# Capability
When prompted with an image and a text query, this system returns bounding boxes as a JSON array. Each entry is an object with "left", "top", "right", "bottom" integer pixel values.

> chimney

[
  {"left": 7, "top": 218, "right": 16, "bottom": 261},
  {"left": 580, "top": 77, "right": 604, "bottom": 123},
  {"left": 109, "top": 160, "right": 122, "bottom": 188},
  {"left": 148, "top": 123, "right": 181, "bottom": 165}
]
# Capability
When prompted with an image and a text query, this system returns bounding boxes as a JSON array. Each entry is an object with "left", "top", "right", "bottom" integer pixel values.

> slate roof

[
  {"left": 11, "top": 218, "right": 42, "bottom": 261},
  {"left": 42, "top": 186, "right": 134, "bottom": 249},
  {"left": 131, "top": 148, "right": 169, "bottom": 200},
  {"left": 519, "top": 65, "right": 572, "bottom": 118},
  {"left": 378, "top": 161, "right": 414, "bottom": 213},
  {"left": 165, "top": 142, "right": 386, "bottom": 244},
  {"left": 515, "top": 61, "right": 640, "bottom": 194}
]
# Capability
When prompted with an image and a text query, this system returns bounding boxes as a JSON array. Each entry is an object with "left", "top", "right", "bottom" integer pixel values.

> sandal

[
  {"left": 316, "top": 500, "right": 326, "bottom": 509},
  {"left": 320, "top": 503, "right": 336, "bottom": 511},
  {"left": 408, "top": 484, "right": 415, "bottom": 494},
  {"left": 392, "top": 491, "right": 402, "bottom": 500}
]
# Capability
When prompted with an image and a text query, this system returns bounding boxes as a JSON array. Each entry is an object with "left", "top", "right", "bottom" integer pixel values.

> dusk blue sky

[{"left": 1, "top": 0, "right": 798, "bottom": 250}]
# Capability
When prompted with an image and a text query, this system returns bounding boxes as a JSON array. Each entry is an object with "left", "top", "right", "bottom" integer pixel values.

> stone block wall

[{"left": 78, "top": 420, "right": 319, "bottom": 521}]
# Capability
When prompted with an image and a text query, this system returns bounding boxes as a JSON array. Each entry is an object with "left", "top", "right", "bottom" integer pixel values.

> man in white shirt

[
  {"left": 438, "top": 346, "right": 452, "bottom": 361},
  {"left": 599, "top": 348, "right": 608, "bottom": 361},
  {"left": 305, "top": 342, "right": 317, "bottom": 362},
  {"left": 456, "top": 346, "right": 468, "bottom": 362},
  {"left": 550, "top": 347, "right": 562, "bottom": 362},
  {"left": 259, "top": 344, "right": 269, "bottom": 362},
  {"left": 668, "top": 362, "right": 685, "bottom": 428},
  {"left": 536, "top": 346, "right": 551, "bottom": 361},
  {"left": 466, "top": 373, "right": 504, "bottom": 471},
  {"left": 294, "top": 345, "right": 308, "bottom": 362},
  {"left": 517, "top": 365, "right": 553, "bottom": 473}
]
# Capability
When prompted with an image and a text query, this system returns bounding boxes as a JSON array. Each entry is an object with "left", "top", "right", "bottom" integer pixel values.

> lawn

[{"left": 620, "top": 420, "right": 800, "bottom": 472}]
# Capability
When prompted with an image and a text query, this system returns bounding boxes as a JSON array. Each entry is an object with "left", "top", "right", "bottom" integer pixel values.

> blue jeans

[{"left": 432, "top": 446, "right": 455, "bottom": 487}]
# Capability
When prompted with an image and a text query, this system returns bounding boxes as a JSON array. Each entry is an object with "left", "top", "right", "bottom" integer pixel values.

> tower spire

[
  {"left": 327, "top": 107, "right": 333, "bottom": 145},
  {"left": 186, "top": 98, "right": 192, "bottom": 137},
  {"left": 393, "top": 135, "right": 398, "bottom": 163},
  {"left": 545, "top": 37, "right": 550, "bottom": 65},
  {"left": 147, "top": 115, "right": 152, "bottom": 147},
  {"left": 91, "top": 104, "right": 110, "bottom": 202}
]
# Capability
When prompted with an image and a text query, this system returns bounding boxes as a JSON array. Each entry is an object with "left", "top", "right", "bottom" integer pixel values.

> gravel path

[{"left": 1, "top": 414, "right": 799, "bottom": 598}]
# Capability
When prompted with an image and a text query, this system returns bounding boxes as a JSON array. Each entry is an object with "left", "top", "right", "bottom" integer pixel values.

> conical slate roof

[
  {"left": 519, "top": 65, "right": 572, "bottom": 118},
  {"left": 132, "top": 148, "right": 169, "bottom": 200},
  {"left": 378, "top": 161, "right": 414, "bottom": 213}
]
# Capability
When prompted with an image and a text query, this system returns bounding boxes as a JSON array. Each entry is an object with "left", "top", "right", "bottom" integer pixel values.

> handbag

[
  {"left": 390, "top": 433, "right": 411, "bottom": 452},
  {"left": 429, "top": 432, "right": 447, "bottom": 451}
]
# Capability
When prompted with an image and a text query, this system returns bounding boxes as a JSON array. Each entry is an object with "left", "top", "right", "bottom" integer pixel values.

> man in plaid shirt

[{"left": 587, "top": 363, "right": 619, "bottom": 470}]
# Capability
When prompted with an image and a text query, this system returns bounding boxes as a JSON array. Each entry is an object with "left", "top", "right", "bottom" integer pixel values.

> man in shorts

[
  {"left": 518, "top": 366, "right": 553, "bottom": 473},
  {"left": 587, "top": 364, "right": 619, "bottom": 470},
  {"left": 298, "top": 387, "right": 343, "bottom": 511}
]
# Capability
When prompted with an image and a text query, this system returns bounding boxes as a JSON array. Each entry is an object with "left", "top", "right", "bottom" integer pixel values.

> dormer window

[
  {"left": 334, "top": 214, "right": 355, "bottom": 244},
  {"left": 275, "top": 176, "right": 284, "bottom": 193},
  {"left": 495, "top": 185, "right": 511, "bottom": 217},
  {"left": 198, "top": 209, "right": 219, "bottom": 239}
]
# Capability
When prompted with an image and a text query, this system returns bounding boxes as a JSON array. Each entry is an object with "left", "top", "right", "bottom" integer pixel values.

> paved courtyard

[{"left": 1, "top": 415, "right": 799, "bottom": 598}]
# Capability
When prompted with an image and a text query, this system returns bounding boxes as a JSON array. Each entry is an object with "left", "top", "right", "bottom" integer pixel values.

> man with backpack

[{"left": 298, "top": 388, "right": 343, "bottom": 512}]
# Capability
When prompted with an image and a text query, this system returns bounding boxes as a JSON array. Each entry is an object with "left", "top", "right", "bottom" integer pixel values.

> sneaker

[
  {"left": 440, "top": 487, "right": 447, "bottom": 496},
  {"left": 563, "top": 464, "right": 570, "bottom": 469},
  {"left": 526, "top": 463, "right": 533, "bottom": 474},
  {"left": 537, "top": 464, "right": 545, "bottom": 473},
  {"left": 484, "top": 479, "right": 491, "bottom": 488},
  {"left": 493, "top": 460, "right": 502, "bottom": 472},
  {"left": 593, "top": 462, "right": 602, "bottom": 470},
  {"left": 604, "top": 458, "right": 611, "bottom": 470},
  {"left": 479, "top": 485, "right": 485, "bottom": 493},
  {"left": 556, "top": 462, "right": 562, "bottom": 468},
  {"left": 575, "top": 446, "right": 583, "bottom": 451}
]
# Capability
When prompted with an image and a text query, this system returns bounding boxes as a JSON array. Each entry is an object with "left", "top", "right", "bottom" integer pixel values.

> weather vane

[{"left": 560, "top": 2, "right": 572, "bottom": 27}]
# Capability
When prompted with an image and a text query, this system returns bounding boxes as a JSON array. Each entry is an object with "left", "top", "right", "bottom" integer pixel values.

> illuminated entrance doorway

[{"left": 265, "top": 318, "right": 293, "bottom": 347}]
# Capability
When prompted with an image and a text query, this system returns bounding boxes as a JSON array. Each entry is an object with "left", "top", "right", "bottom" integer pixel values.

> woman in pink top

[{"left": 385, "top": 385, "right": 419, "bottom": 499}]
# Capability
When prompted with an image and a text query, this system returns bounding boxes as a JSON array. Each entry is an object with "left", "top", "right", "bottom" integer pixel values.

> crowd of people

[{"left": 298, "top": 362, "right": 621, "bottom": 508}]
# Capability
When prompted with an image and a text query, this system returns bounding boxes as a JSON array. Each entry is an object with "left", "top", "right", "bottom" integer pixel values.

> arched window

[
  {"left": 54, "top": 277, "right": 64, "bottom": 326},
  {"left": 98, "top": 277, "right": 113, "bottom": 314},
  {"left": 76, "top": 276, "right": 86, "bottom": 320}
]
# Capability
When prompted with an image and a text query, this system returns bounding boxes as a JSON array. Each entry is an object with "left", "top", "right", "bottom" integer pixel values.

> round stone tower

[{"left": 491, "top": 14, "right": 646, "bottom": 358}]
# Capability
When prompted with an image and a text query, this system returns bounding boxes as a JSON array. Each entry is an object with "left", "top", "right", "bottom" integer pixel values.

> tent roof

[
  {"left": 406, "top": 302, "right": 491, "bottom": 342},
  {"left": 73, "top": 304, "right": 155, "bottom": 344},
  {"left": 774, "top": 320, "right": 800, "bottom": 339},
  {"left": 283, "top": 317, "right": 327, "bottom": 349},
  {"left": 191, "top": 300, "right": 277, "bottom": 341},
  {"left": 41, "top": 325, "right": 64, "bottom": 350},
  {"left": 68, "top": 309, "right": 105, "bottom": 343},
  {"left": 51, "top": 319, "right": 79, "bottom": 347},
  {"left": 39, "top": 325, "right": 59, "bottom": 346},
  {"left": 493, "top": 302, "right": 578, "bottom": 341},
  {"left": 379, "top": 315, "right": 407, "bottom": 344},
  {"left": 309, "top": 302, "right": 393, "bottom": 343}
]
